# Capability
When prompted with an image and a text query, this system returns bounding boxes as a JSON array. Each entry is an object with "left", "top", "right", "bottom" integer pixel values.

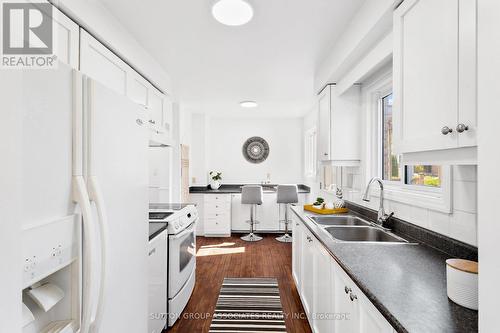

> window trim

[{"left": 364, "top": 69, "right": 452, "bottom": 213}]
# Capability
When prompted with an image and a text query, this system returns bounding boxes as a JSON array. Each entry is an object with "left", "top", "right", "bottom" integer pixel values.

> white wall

[
  {"left": 190, "top": 116, "right": 303, "bottom": 185},
  {"left": 478, "top": 0, "right": 500, "bottom": 330}
]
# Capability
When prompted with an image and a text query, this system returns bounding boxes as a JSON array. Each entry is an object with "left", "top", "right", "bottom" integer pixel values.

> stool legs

[
  {"left": 276, "top": 203, "right": 293, "bottom": 243},
  {"left": 241, "top": 205, "right": 262, "bottom": 242}
]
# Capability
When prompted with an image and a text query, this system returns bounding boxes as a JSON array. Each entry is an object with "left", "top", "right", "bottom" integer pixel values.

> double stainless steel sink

[{"left": 309, "top": 215, "right": 408, "bottom": 243}]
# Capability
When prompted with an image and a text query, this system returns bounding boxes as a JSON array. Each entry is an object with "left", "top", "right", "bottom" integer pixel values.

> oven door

[{"left": 168, "top": 221, "right": 196, "bottom": 298}]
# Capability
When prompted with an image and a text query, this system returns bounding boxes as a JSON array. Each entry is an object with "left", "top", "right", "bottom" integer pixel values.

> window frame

[{"left": 365, "top": 69, "right": 452, "bottom": 213}]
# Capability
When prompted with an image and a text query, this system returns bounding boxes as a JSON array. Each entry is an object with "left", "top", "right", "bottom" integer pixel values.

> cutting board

[{"left": 303, "top": 204, "right": 348, "bottom": 215}]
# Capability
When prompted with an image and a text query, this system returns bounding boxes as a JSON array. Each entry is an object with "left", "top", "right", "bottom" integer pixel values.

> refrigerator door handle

[
  {"left": 73, "top": 176, "right": 98, "bottom": 333},
  {"left": 88, "top": 176, "right": 109, "bottom": 333}
]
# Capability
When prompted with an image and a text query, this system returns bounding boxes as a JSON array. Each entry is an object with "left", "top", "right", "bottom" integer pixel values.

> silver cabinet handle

[
  {"left": 344, "top": 286, "right": 351, "bottom": 294},
  {"left": 295, "top": 223, "right": 299, "bottom": 226},
  {"left": 149, "top": 119, "right": 156, "bottom": 124},
  {"left": 349, "top": 292, "right": 358, "bottom": 301},
  {"left": 323, "top": 153, "right": 328, "bottom": 156},
  {"left": 441, "top": 126, "right": 453, "bottom": 135},
  {"left": 456, "top": 123, "right": 469, "bottom": 133}
]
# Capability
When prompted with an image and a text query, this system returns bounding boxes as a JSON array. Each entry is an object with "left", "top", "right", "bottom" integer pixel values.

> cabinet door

[
  {"left": 334, "top": 264, "right": 359, "bottom": 333},
  {"left": 148, "top": 88, "right": 164, "bottom": 130},
  {"left": 291, "top": 214, "right": 302, "bottom": 289},
  {"left": 300, "top": 228, "right": 315, "bottom": 320},
  {"left": 393, "top": 0, "right": 459, "bottom": 153},
  {"left": 162, "top": 95, "right": 174, "bottom": 139},
  {"left": 231, "top": 194, "right": 248, "bottom": 231},
  {"left": 358, "top": 295, "right": 394, "bottom": 333},
  {"left": 49, "top": 6, "right": 79, "bottom": 69},
  {"left": 313, "top": 241, "right": 334, "bottom": 333},
  {"left": 318, "top": 86, "right": 331, "bottom": 161},
  {"left": 257, "top": 194, "right": 279, "bottom": 231},
  {"left": 457, "top": 0, "right": 477, "bottom": 148},
  {"left": 128, "top": 72, "right": 149, "bottom": 107},
  {"left": 79, "top": 30, "right": 128, "bottom": 95}
]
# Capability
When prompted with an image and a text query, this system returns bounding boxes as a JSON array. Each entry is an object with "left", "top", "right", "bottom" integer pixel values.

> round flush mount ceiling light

[
  {"left": 240, "top": 101, "right": 258, "bottom": 108},
  {"left": 212, "top": 0, "right": 254, "bottom": 26}
]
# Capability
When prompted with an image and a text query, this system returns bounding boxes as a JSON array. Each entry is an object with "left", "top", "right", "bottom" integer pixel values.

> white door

[
  {"left": 313, "top": 242, "right": 334, "bottom": 333},
  {"left": 85, "top": 78, "right": 149, "bottom": 333},
  {"left": 318, "top": 86, "right": 331, "bottom": 161},
  {"left": 18, "top": 63, "right": 84, "bottom": 331},
  {"left": 393, "top": 0, "right": 459, "bottom": 153}
]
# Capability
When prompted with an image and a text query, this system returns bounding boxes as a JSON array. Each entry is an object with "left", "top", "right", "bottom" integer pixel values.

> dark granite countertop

[
  {"left": 189, "top": 184, "right": 311, "bottom": 194},
  {"left": 148, "top": 222, "right": 167, "bottom": 241},
  {"left": 291, "top": 206, "right": 478, "bottom": 333}
]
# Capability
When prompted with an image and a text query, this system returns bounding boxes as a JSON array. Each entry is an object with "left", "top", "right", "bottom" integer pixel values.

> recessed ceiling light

[
  {"left": 240, "top": 101, "right": 258, "bottom": 108},
  {"left": 212, "top": 0, "right": 254, "bottom": 26}
]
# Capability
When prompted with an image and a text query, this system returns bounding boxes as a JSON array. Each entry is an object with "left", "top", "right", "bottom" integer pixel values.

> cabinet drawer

[
  {"left": 205, "top": 217, "right": 230, "bottom": 234},
  {"left": 204, "top": 194, "right": 231, "bottom": 204},
  {"left": 205, "top": 211, "right": 229, "bottom": 219},
  {"left": 205, "top": 202, "right": 230, "bottom": 213}
]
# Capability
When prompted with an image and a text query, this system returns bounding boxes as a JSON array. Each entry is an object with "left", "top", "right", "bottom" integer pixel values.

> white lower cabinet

[
  {"left": 293, "top": 215, "right": 395, "bottom": 333},
  {"left": 291, "top": 214, "right": 303, "bottom": 290},
  {"left": 300, "top": 226, "right": 315, "bottom": 320},
  {"left": 203, "top": 195, "right": 231, "bottom": 236},
  {"left": 313, "top": 241, "right": 335, "bottom": 333}
]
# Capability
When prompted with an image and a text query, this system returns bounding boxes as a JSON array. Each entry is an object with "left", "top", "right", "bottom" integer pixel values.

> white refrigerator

[{"left": 5, "top": 63, "right": 150, "bottom": 333}]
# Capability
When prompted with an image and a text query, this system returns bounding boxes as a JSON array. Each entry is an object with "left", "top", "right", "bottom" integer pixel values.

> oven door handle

[{"left": 169, "top": 222, "right": 196, "bottom": 240}]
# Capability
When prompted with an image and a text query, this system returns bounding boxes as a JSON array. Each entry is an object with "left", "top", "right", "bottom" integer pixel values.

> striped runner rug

[{"left": 209, "top": 278, "right": 287, "bottom": 333}]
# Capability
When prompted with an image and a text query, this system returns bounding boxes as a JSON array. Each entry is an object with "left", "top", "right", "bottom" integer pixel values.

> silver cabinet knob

[
  {"left": 456, "top": 123, "right": 469, "bottom": 133},
  {"left": 344, "top": 286, "right": 351, "bottom": 294},
  {"left": 349, "top": 292, "right": 358, "bottom": 301},
  {"left": 441, "top": 126, "right": 453, "bottom": 135},
  {"left": 323, "top": 153, "right": 328, "bottom": 156}
]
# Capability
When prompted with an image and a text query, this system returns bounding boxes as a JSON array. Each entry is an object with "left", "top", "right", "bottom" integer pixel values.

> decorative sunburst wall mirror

[{"left": 242, "top": 136, "right": 269, "bottom": 164}]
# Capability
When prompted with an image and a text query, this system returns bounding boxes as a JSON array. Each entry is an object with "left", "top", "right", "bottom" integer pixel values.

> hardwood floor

[{"left": 167, "top": 234, "right": 312, "bottom": 333}]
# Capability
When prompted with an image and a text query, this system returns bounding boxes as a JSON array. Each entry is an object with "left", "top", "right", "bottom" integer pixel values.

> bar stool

[
  {"left": 241, "top": 185, "right": 263, "bottom": 242},
  {"left": 276, "top": 184, "right": 298, "bottom": 243}
]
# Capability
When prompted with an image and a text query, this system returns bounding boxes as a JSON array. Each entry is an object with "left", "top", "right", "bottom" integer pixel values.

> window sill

[{"left": 370, "top": 183, "right": 451, "bottom": 213}]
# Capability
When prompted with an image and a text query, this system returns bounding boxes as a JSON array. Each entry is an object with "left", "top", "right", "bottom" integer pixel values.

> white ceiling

[{"left": 97, "top": 0, "right": 365, "bottom": 117}]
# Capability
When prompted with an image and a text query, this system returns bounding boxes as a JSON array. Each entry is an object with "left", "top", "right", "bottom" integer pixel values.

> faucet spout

[{"left": 362, "top": 177, "right": 390, "bottom": 226}]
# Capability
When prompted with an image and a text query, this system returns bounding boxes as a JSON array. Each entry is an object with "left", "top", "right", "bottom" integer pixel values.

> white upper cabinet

[
  {"left": 50, "top": 7, "right": 79, "bottom": 69},
  {"left": 393, "top": 0, "right": 477, "bottom": 161},
  {"left": 80, "top": 29, "right": 128, "bottom": 95},
  {"left": 317, "top": 84, "right": 361, "bottom": 165},
  {"left": 128, "top": 71, "right": 149, "bottom": 107},
  {"left": 80, "top": 29, "right": 173, "bottom": 145}
]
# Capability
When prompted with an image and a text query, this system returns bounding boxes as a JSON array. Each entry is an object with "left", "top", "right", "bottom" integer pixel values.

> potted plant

[
  {"left": 313, "top": 197, "right": 325, "bottom": 209},
  {"left": 209, "top": 171, "right": 222, "bottom": 190}
]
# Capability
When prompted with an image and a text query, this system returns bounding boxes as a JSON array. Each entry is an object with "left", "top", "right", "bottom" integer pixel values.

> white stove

[
  {"left": 148, "top": 203, "right": 198, "bottom": 327},
  {"left": 149, "top": 203, "right": 198, "bottom": 235}
]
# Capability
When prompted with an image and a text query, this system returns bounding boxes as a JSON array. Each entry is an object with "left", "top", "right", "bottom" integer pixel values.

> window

[
  {"left": 304, "top": 127, "right": 317, "bottom": 177},
  {"left": 380, "top": 93, "right": 441, "bottom": 188},
  {"left": 381, "top": 94, "right": 401, "bottom": 182}
]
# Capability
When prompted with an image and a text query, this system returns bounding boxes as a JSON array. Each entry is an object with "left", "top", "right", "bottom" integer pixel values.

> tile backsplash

[{"left": 310, "top": 165, "right": 478, "bottom": 246}]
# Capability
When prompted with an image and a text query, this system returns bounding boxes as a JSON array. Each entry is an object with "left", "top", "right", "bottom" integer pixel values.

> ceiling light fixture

[
  {"left": 212, "top": 0, "right": 254, "bottom": 26},
  {"left": 240, "top": 101, "right": 258, "bottom": 108}
]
